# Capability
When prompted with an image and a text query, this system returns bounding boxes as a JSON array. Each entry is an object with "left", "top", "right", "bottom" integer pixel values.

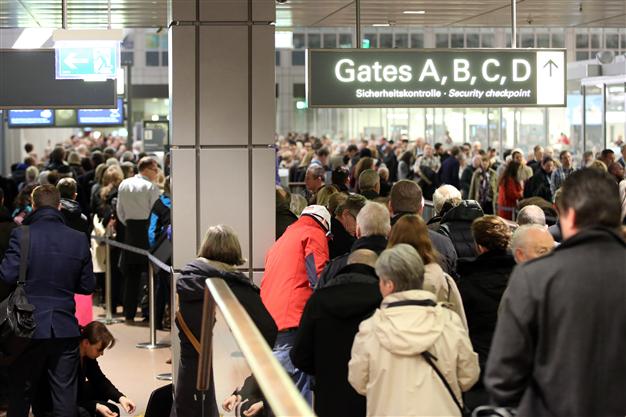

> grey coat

[{"left": 485, "top": 227, "right": 626, "bottom": 417}]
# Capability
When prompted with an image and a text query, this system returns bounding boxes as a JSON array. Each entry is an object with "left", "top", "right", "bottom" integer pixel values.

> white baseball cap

[{"left": 301, "top": 205, "right": 331, "bottom": 232}]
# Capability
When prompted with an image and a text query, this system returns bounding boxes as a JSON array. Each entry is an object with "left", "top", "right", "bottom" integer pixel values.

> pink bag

[{"left": 74, "top": 294, "right": 93, "bottom": 326}]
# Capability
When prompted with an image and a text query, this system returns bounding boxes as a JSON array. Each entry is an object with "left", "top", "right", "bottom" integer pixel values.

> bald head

[
  {"left": 511, "top": 225, "right": 555, "bottom": 264},
  {"left": 347, "top": 249, "right": 379, "bottom": 268},
  {"left": 517, "top": 205, "right": 546, "bottom": 226}
]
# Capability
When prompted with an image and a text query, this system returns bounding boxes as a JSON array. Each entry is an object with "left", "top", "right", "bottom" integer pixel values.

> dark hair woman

[
  {"left": 497, "top": 161, "right": 523, "bottom": 220},
  {"left": 457, "top": 215, "right": 516, "bottom": 409}
]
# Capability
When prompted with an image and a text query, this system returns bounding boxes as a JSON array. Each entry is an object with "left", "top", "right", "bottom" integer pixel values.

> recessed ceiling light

[
  {"left": 372, "top": 23, "right": 391, "bottom": 27},
  {"left": 403, "top": 10, "right": 426, "bottom": 14}
]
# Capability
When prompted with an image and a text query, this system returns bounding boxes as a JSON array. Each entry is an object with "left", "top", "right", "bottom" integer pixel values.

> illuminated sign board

[
  {"left": 77, "top": 98, "right": 124, "bottom": 126},
  {"left": 8, "top": 109, "right": 55, "bottom": 127},
  {"left": 307, "top": 49, "right": 566, "bottom": 108}
]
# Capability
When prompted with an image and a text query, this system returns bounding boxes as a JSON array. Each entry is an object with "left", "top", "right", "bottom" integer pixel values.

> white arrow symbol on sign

[{"left": 64, "top": 52, "right": 89, "bottom": 70}]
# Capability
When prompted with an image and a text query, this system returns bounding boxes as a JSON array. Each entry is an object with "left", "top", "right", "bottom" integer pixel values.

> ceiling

[
  {"left": 0, "top": 0, "right": 624, "bottom": 29},
  {"left": 277, "top": 0, "right": 626, "bottom": 28}
]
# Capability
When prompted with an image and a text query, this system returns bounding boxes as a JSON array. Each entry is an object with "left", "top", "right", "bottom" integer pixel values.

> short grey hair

[
  {"left": 517, "top": 205, "right": 546, "bottom": 226},
  {"left": 375, "top": 244, "right": 425, "bottom": 292},
  {"left": 356, "top": 202, "right": 391, "bottom": 237},
  {"left": 511, "top": 224, "right": 549, "bottom": 252},
  {"left": 306, "top": 164, "right": 325, "bottom": 180},
  {"left": 347, "top": 249, "right": 378, "bottom": 267},
  {"left": 358, "top": 169, "right": 380, "bottom": 191},
  {"left": 433, "top": 185, "right": 462, "bottom": 215}
]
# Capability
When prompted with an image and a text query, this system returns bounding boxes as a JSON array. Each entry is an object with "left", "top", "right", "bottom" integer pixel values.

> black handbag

[{"left": 0, "top": 226, "right": 36, "bottom": 357}]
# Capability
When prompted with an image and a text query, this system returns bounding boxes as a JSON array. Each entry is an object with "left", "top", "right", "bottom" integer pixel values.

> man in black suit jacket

[{"left": 0, "top": 184, "right": 95, "bottom": 417}]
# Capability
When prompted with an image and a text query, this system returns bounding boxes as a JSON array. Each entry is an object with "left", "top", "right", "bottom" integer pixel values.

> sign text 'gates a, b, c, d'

[{"left": 307, "top": 49, "right": 566, "bottom": 108}]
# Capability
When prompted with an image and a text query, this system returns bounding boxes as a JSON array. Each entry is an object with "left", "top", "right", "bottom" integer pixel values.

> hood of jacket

[
  {"left": 318, "top": 263, "right": 380, "bottom": 319},
  {"left": 60, "top": 198, "right": 83, "bottom": 219},
  {"left": 373, "top": 290, "right": 447, "bottom": 355},
  {"left": 22, "top": 206, "right": 66, "bottom": 226},
  {"left": 178, "top": 258, "right": 256, "bottom": 301},
  {"left": 350, "top": 235, "right": 388, "bottom": 254},
  {"left": 440, "top": 200, "right": 484, "bottom": 223}
]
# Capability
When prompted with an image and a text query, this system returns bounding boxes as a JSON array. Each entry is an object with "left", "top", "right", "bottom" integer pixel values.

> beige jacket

[
  {"left": 424, "top": 263, "right": 468, "bottom": 329},
  {"left": 349, "top": 290, "right": 479, "bottom": 417}
]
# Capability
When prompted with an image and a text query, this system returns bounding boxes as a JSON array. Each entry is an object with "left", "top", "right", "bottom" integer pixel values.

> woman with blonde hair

[
  {"left": 387, "top": 214, "right": 467, "bottom": 327},
  {"left": 172, "top": 225, "right": 277, "bottom": 417},
  {"left": 315, "top": 184, "right": 339, "bottom": 209}
]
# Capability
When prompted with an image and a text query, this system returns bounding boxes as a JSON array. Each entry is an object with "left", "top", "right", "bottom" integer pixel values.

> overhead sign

[
  {"left": 8, "top": 109, "right": 55, "bottom": 127},
  {"left": 307, "top": 49, "right": 566, "bottom": 108},
  {"left": 0, "top": 50, "right": 117, "bottom": 109},
  {"left": 56, "top": 43, "right": 119, "bottom": 80},
  {"left": 77, "top": 98, "right": 124, "bottom": 126}
]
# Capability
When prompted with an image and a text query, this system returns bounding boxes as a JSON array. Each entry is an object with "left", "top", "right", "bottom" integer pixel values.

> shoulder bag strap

[
  {"left": 422, "top": 351, "right": 465, "bottom": 415},
  {"left": 18, "top": 226, "right": 30, "bottom": 286},
  {"left": 175, "top": 310, "right": 200, "bottom": 353}
]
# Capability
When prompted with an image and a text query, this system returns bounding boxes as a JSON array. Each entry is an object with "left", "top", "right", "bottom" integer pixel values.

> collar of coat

[
  {"left": 350, "top": 235, "right": 388, "bottom": 254},
  {"left": 557, "top": 226, "right": 626, "bottom": 250},
  {"left": 324, "top": 263, "right": 379, "bottom": 289},
  {"left": 22, "top": 206, "right": 66, "bottom": 225}
]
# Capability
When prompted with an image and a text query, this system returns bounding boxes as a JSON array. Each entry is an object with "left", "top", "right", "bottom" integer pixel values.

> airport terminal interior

[{"left": 0, "top": 1, "right": 625, "bottom": 417}]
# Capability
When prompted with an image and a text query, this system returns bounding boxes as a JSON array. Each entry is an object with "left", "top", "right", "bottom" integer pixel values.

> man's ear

[{"left": 355, "top": 224, "right": 362, "bottom": 239}]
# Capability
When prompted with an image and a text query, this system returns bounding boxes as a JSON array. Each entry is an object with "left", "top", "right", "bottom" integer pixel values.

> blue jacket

[{"left": 0, "top": 206, "right": 95, "bottom": 339}]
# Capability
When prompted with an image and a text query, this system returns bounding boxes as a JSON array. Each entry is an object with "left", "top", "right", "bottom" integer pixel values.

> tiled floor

[
  {"left": 96, "top": 316, "right": 172, "bottom": 416},
  {"left": 97, "top": 309, "right": 250, "bottom": 417}
]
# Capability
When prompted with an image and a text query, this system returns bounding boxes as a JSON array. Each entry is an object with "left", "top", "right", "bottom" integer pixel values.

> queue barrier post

[
  {"left": 137, "top": 261, "right": 170, "bottom": 350},
  {"left": 98, "top": 237, "right": 122, "bottom": 325}
]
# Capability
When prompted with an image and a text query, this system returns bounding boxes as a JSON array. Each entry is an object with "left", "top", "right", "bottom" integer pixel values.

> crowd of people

[
  {"left": 0, "top": 130, "right": 625, "bottom": 417},
  {"left": 0, "top": 133, "right": 171, "bottom": 416},
  {"left": 172, "top": 133, "right": 625, "bottom": 417}
]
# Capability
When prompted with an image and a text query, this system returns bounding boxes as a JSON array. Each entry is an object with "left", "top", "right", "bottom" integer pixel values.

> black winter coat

[
  {"left": 317, "top": 235, "right": 387, "bottom": 288},
  {"left": 276, "top": 205, "right": 298, "bottom": 240},
  {"left": 173, "top": 259, "right": 277, "bottom": 417},
  {"left": 485, "top": 227, "right": 626, "bottom": 417},
  {"left": 328, "top": 217, "right": 355, "bottom": 260},
  {"left": 524, "top": 168, "right": 553, "bottom": 202},
  {"left": 78, "top": 357, "right": 125, "bottom": 415},
  {"left": 60, "top": 198, "right": 90, "bottom": 237},
  {"left": 437, "top": 200, "right": 484, "bottom": 259},
  {"left": 0, "top": 208, "right": 16, "bottom": 261},
  {"left": 457, "top": 249, "right": 516, "bottom": 370},
  {"left": 291, "top": 263, "right": 381, "bottom": 417}
]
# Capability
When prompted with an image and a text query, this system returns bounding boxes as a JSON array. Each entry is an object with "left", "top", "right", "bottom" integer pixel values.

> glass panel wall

[
  {"left": 584, "top": 85, "right": 604, "bottom": 156},
  {"left": 502, "top": 108, "right": 516, "bottom": 151},
  {"left": 444, "top": 109, "right": 464, "bottom": 145},
  {"left": 465, "top": 109, "right": 488, "bottom": 149},
  {"left": 606, "top": 84, "right": 625, "bottom": 149},
  {"left": 517, "top": 108, "right": 546, "bottom": 156}
]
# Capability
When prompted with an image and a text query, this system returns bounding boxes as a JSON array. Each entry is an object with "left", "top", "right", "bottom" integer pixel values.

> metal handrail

[
  {"left": 91, "top": 235, "right": 171, "bottom": 350},
  {"left": 198, "top": 278, "right": 316, "bottom": 417}
]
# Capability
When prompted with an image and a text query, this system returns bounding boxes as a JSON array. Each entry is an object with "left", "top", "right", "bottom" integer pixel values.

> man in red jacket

[{"left": 261, "top": 205, "right": 330, "bottom": 404}]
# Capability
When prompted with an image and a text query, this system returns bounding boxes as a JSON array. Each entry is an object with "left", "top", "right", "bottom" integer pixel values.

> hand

[
  {"left": 96, "top": 403, "right": 118, "bottom": 417},
  {"left": 243, "top": 401, "right": 264, "bottom": 417},
  {"left": 222, "top": 394, "right": 242, "bottom": 412},
  {"left": 119, "top": 396, "right": 136, "bottom": 414}
]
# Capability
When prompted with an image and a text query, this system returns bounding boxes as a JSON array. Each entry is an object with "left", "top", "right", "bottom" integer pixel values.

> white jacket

[
  {"left": 424, "top": 263, "right": 468, "bottom": 329},
  {"left": 348, "top": 290, "right": 480, "bottom": 417}
]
